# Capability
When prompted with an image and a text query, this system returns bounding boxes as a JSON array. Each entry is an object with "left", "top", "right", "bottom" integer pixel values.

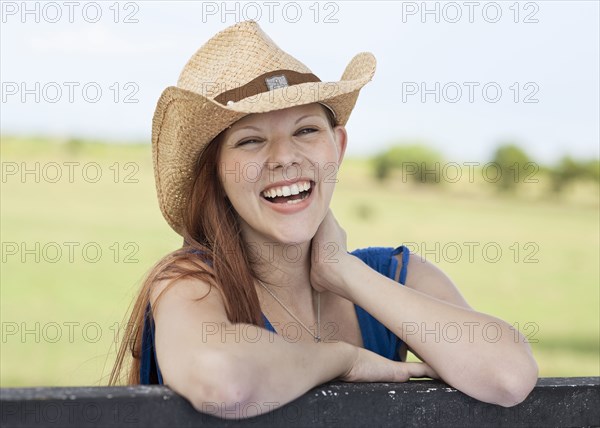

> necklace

[{"left": 258, "top": 280, "right": 321, "bottom": 343}]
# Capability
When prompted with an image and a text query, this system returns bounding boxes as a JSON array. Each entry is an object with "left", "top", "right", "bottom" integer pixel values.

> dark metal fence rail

[{"left": 1, "top": 377, "right": 598, "bottom": 427}]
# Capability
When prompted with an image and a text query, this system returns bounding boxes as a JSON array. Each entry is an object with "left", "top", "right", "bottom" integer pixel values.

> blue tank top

[{"left": 139, "top": 245, "right": 410, "bottom": 385}]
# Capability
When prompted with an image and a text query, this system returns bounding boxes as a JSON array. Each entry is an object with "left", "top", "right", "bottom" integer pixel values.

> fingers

[
  {"left": 340, "top": 347, "right": 439, "bottom": 384},
  {"left": 403, "top": 362, "right": 438, "bottom": 380}
]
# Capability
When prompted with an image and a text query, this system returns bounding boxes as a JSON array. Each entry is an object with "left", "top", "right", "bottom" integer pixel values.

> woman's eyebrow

[
  {"left": 227, "top": 125, "right": 263, "bottom": 141},
  {"left": 231, "top": 125, "right": 262, "bottom": 134},
  {"left": 295, "top": 114, "right": 322, "bottom": 124},
  {"left": 227, "top": 114, "right": 324, "bottom": 142}
]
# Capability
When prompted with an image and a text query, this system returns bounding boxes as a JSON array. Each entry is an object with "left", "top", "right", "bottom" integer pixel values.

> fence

[{"left": 1, "top": 377, "right": 598, "bottom": 427}]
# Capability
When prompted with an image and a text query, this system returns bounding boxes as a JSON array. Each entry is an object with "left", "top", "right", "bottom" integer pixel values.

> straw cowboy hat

[{"left": 152, "top": 20, "right": 376, "bottom": 235}]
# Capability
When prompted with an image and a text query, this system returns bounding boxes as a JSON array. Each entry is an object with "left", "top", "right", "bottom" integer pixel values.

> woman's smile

[
  {"left": 259, "top": 179, "right": 316, "bottom": 214},
  {"left": 217, "top": 103, "right": 346, "bottom": 243}
]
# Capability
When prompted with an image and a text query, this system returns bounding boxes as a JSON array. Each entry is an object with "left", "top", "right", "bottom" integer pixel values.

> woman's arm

[
  {"left": 309, "top": 210, "right": 538, "bottom": 408},
  {"left": 336, "top": 254, "right": 539, "bottom": 407},
  {"left": 150, "top": 274, "right": 434, "bottom": 419},
  {"left": 395, "top": 251, "right": 471, "bottom": 361}
]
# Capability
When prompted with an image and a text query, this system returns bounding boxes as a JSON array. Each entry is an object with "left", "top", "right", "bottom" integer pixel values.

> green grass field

[{"left": 1, "top": 136, "right": 598, "bottom": 386}]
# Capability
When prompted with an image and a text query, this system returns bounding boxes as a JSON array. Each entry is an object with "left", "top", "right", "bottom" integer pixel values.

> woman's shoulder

[
  {"left": 149, "top": 270, "right": 213, "bottom": 308},
  {"left": 348, "top": 245, "right": 410, "bottom": 284},
  {"left": 148, "top": 249, "right": 216, "bottom": 311},
  {"left": 349, "top": 244, "right": 471, "bottom": 307},
  {"left": 350, "top": 245, "right": 407, "bottom": 257},
  {"left": 349, "top": 245, "right": 409, "bottom": 267}
]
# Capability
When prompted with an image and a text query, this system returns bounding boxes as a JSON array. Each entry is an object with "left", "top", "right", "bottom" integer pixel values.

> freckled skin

[{"left": 218, "top": 103, "right": 347, "bottom": 247}]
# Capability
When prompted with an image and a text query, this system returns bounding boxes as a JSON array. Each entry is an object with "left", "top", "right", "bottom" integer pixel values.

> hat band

[{"left": 214, "top": 70, "right": 321, "bottom": 105}]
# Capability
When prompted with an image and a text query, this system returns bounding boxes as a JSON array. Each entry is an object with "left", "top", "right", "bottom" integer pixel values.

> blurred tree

[
  {"left": 354, "top": 202, "right": 375, "bottom": 221},
  {"left": 65, "top": 138, "right": 84, "bottom": 155},
  {"left": 582, "top": 159, "right": 600, "bottom": 182},
  {"left": 490, "top": 144, "right": 533, "bottom": 192},
  {"left": 549, "top": 156, "right": 600, "bottom": 193},
  {"left": 372, "top": 143, "right": 444, "bottom": 185},
  {"left": 373, "top": 153, "right": 393, "bottom": 182}
]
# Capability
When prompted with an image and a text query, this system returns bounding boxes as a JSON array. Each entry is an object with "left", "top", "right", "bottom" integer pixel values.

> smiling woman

[
  {"left": 109, "top": 20, "right": 538, "bottom": 419},
  {"left": 218, "top": 104, "right": 343, "bottom": 242}
]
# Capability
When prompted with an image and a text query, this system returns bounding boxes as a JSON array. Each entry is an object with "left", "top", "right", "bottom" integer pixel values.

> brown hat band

[{"left": 214, "top": 70, "right": 321, "bottom": 105}]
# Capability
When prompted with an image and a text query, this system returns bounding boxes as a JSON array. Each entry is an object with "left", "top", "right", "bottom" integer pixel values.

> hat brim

[{"left": 152, "top": 52, "right": 376, "bottom": 235}]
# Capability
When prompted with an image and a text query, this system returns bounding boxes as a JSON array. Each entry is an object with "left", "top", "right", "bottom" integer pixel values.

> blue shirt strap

[{"left": 391, "top": 245, "right": 410, "bottom": 285}]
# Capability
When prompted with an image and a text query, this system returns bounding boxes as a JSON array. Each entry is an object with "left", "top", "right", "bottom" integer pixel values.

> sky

[{"left": 1, "top": 0, "right": 599, "bottom": 163}]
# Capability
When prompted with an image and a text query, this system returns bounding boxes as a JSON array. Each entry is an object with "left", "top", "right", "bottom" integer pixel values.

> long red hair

[
  {"left": 109, "top": 105, "right": 336, "bottom": 385},
  {"left": 108, "top": 129, "right": 268, "bottom": 385}
]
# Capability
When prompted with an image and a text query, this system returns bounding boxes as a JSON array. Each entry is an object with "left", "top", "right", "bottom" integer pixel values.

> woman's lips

[{"left": 260, "top": 183, "right": 315, "bottom": 214}]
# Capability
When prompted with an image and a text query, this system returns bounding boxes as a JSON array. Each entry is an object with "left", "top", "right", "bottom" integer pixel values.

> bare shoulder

[
  {"left": 149, "top": 259, "right": 227, "bottom": 321},
  {"left": 393, "top": 252, "right": 472, "bottom": 310},
  {"left": 150, "top": 276, "right": 226, "bottom": 319},
  {"left": 148, "top": 260, "right": 231, "bottom": 392}
]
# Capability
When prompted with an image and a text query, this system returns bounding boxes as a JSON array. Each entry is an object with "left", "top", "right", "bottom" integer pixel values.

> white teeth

[
  {"left": 286, "top": 191, "right": 310, "bottom": 204},
  {"left": 262, "top": 181, "right": 311, "bottom": 199}
]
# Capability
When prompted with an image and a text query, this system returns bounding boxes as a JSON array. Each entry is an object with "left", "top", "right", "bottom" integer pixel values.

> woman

[{"left": 110, "top": 20, "right": 538, "bottom": 419}]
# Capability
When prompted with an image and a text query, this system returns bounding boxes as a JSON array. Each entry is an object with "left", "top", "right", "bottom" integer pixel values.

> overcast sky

[{"left": 1, "top": 1, "right": 598, "bottom": 163}]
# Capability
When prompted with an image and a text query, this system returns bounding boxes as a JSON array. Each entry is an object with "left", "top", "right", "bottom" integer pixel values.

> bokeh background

[{"left": 1, "top": 1, "right": 598, "bottom": 386}]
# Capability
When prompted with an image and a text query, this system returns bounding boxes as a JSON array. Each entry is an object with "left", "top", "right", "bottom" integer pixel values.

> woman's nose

[{"left": 265, "top": 136, "right": 303, "bottom": 168}]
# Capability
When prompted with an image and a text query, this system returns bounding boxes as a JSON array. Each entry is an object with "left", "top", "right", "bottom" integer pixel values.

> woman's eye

[
  {"left": 296, "top": 127, "right": 318, "bottom": 136},
  {"left": 237, "top": 138, "right": 260, "bottom": 146}
]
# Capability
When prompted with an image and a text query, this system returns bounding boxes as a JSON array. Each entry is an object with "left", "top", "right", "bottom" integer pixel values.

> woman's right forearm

[{"left": 195, "top": 323, "right": 356, "bottom": 419}]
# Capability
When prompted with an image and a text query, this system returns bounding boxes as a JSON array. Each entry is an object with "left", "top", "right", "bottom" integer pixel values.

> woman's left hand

[{"left": 310, "top": 209, "right": 355, "bottom": 297}]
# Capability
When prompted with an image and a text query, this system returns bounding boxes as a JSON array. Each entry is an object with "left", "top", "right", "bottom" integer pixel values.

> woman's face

[{"left": 218, "top": 103, "right": 347, "bottom": 246}]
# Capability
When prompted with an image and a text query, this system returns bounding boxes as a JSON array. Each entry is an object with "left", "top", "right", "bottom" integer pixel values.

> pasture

[{"left": 1, "top": 136, "right": 598, "bottom": 386}]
